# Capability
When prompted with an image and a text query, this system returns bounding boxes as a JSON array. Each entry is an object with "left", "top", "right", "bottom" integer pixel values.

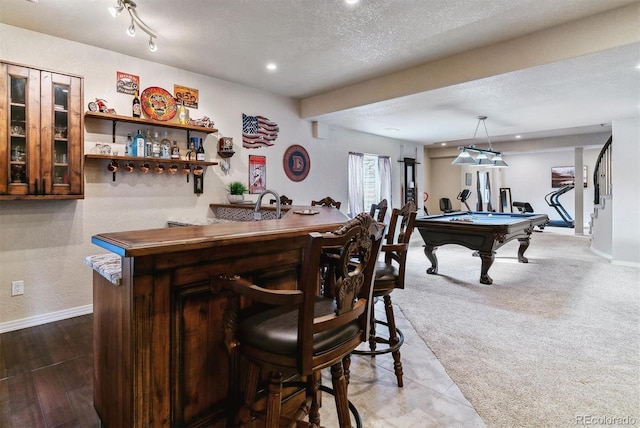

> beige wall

[{"left": 0, "top": 24, "right": 422, "bottom": 330}]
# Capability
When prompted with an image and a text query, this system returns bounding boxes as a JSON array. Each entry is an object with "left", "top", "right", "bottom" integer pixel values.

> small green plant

[{"left": 226, "top": 181, "right": 248, "bottom": 195}]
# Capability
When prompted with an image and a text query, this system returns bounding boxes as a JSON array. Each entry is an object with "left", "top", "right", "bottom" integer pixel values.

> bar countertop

[{"left": 91, "top": 206, "right": 349, "bottom": 257}]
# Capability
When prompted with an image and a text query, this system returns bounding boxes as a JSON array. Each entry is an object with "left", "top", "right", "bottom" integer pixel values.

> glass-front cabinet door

[
  {"left": 1, "top": 62, "right": 83, "bottom": 199},
  {"left": 41, "top": 72, "right": 83, "bottom": 196},
  {"left": 1, "top": 64, "right": 39, "bottom": 196}
]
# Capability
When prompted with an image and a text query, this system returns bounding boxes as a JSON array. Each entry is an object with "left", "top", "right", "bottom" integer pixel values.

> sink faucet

[{"left": 254, "top": 189, "right": 281, "bottom": 220}]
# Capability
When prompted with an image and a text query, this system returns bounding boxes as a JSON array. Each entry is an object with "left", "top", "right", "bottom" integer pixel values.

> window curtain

[
  {"left": 379, "top": 156, "right": 392, "bottom": 217},
  {"left": 348, "top": 152, "right": 364, "bottom": 217}
]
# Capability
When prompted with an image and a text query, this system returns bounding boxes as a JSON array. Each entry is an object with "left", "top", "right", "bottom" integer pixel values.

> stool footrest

[{"left": 352, "top": 320, "right": 404, "bottom": 356}]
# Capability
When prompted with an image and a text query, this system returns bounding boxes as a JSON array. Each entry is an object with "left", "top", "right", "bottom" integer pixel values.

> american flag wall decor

[{"left": 242, "top": 113, "right": 279, "bottom": 148}]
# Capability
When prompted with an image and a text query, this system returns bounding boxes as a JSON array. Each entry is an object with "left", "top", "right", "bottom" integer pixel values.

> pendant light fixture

[
  {"left": 451, "top": 116, "right": 508, "bottom": 168},
  {"left": 109, "top": 0, "right": 158, "bottom": 52}
]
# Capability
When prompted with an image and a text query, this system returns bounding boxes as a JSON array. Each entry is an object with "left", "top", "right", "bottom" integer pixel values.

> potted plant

[{"left": 226, "top": 181, "right": 248, "bottom": 204}]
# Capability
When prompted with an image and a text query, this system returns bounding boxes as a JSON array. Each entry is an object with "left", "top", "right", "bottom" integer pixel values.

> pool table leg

[
  {"left": 517, "top": 237, "right": 531, "bottom": 263},
  {"left": 424, "top": 245, "right": 438, "bottom": 274},
  {"left": 478, "top": 252, "right": 495, "bottom": 285}
]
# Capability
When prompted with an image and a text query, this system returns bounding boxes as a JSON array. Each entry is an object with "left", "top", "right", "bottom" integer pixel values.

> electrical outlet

[{"left": 11, "top": 280, "right": 24, "bottom": 296}]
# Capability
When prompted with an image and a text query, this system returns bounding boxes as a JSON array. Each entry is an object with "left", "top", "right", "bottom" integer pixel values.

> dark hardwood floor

[{"left": 0, "top": 315, "right": 99, "bottom": 428}]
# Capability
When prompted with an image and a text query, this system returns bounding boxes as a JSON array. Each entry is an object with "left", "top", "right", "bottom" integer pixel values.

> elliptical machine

[
  {"left": 544, "top": 185, "right": 575, "bottom": 228},
  {"left": 457, "top": 189, "right": 472, "bottom": 212}
]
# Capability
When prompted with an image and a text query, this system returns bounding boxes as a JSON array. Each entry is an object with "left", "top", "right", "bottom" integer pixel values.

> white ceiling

[{"left": 1, "top": 0, "right": 639, "bottom": 146}]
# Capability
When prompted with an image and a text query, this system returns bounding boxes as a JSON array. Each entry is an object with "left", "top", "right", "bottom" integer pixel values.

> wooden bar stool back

[
  {"left": 369, "top": 198, "right": 388, "bottom": 222},
  {"left": 270, "top": 194, "right": 293, "bottom": 205},
  {"left": 353, "top": 201, "right": 417, "bottom": 387},
  {"left": 219, "top": 213, "right": 383, "bottom": 427},
  {"left": 311, "top": 197, "right": 341, "bottom": 210}
]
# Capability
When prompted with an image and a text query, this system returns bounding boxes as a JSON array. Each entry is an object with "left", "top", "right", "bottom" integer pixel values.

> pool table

[{"left": 415, "top": 211, "right": 549, "bottom": 284}]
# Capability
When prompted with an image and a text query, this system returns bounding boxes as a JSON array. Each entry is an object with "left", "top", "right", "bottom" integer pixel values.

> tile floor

[{"left": 319, "top": 301, "right": 486, "bottom": 428}]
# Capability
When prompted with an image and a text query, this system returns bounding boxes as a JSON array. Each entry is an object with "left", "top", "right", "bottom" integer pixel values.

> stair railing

[{"left": 593, "top": 135, "right": 612, "bottom": 205}]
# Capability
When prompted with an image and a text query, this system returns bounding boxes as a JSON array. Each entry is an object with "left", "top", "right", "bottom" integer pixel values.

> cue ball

[{"left": 488, "top": 213, "right": 492, "bottom": 217}]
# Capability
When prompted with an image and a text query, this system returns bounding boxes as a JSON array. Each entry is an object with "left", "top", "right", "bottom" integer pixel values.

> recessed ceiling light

[
  {"left": 345, "top": 0, "right": 359, "bottom": 4},
  {"left": 515, "top": 135, "right": 522, "bottom": 139},
  {"left": 441, "top": 142, "right": 447, "bottom": 146},
  {"left": 266, "top": 63, "right": 277, "bottom": 71}
]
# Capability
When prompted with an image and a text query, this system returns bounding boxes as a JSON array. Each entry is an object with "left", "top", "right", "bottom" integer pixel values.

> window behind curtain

[
  {"left": 348, "top": 152, "right": 391, "bottom": 218},
  {"left": 362, "top": 154, "right": 380, "bottom": 211}
]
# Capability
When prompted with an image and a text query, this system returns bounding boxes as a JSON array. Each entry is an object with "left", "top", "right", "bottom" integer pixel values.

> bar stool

[
  {"left": 218, "top": 213, "right": 383, "bottom": 427},
  {"left": 353, "top": 201, "right": 416, "bottom": 387}
]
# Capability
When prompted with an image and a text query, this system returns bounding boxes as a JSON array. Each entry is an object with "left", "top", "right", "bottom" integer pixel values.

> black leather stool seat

[{"left": 238, "top": 297, "right": 361, "bottom": 356}]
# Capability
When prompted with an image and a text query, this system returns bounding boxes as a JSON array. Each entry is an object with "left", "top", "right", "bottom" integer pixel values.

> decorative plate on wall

[
  {"left": 283, "top": 144, "right": 310, "bottom": 182},
  {"left": 140, "top": 87, "right": 177, "bottom": 121}
]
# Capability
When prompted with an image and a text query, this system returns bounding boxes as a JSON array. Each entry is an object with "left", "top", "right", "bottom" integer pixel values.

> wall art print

[
  {"left": 551, "top": 165, "right": 588, "bottom": 188},
  {"left": 242, "top": 113, "right": 279, "bottom": 148},
  {"left": 249, "top": 155, "right": 266, "bottom": 194}
]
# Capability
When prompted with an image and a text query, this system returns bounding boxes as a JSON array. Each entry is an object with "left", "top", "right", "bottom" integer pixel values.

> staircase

[{"left": 589, "top": 135, "right": 613, "bottom": 258}]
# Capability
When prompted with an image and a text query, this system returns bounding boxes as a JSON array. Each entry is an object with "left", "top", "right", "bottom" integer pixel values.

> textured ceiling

[{"left": 1, "top": 0, "right": 639, "bottom": 145}]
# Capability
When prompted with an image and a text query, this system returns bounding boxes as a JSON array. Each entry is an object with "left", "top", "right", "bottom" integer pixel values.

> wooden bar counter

[{"left": 90, "top": 206, "right": 349, "bottom": 428}]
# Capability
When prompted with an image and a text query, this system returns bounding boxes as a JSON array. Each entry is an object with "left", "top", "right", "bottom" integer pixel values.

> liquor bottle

[
  {"left": 125, "top": 133, "right": 132, "bottom": 156},
  {"left": 132, "top": 90, "right": 141, "bottom": 118},
  {"left": 152, "top": 131, "right": 161, "bottom": 158},
  {"left": 187, "top": 141, "right": 197, "bottom": 161},
  {"left": 178, "top": 100, "right": 188, "bottom": 125},
  {"left": 160, "top": 131, "right": 171, "bottom": 159},
  {"left": 196, "top": 138, "right": 205, "bottom": 161},
  {"left": 171, "top": 141, "right": 180, "bottom": 159},
  {"left": 145, "top": 129, "right": 152, "bottom": 157},
  {"left": 134, "top": 129, "right": 145, "bottom": 157}
]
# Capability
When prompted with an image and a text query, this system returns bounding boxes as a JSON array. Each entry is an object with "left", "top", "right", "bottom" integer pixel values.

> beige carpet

[{"left": 394, "top": 229, "right": 640, "bottom": 428}]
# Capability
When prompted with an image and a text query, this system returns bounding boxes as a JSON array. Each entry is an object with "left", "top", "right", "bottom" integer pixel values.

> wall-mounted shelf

[{"left": 84, "top": 111, "right": 219, "bottom": 143}]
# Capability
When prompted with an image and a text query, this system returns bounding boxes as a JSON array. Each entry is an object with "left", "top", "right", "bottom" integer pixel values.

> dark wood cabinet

[{"left": 0, "top": 61, "right": 84, "bottom": 199}]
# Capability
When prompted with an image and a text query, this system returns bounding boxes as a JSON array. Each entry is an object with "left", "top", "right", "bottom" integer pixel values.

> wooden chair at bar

[
  {"left": 218, "top": 213, "right": 383, "bottom": 427},
  {"left": 369, "top": 198, "right": 388, "bottom": 222},
  {"left": 311, "top": 196, "right": 341, "bottom": 210},
  {"left": 353, "top": 201, "right": 417, "bottom": 387},
  {"left": 270, "top": 194, "right": 293, "bottom": 205}
]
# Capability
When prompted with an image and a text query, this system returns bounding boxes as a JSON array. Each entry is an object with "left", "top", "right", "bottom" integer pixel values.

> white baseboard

[{"left": 0, "top": 304, "right": 93, "bottom": 334}]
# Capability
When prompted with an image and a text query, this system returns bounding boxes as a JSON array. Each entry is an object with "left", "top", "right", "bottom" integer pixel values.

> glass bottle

[
  {"left": 152, "top": 131, "right": 161, "bottom": 158},
  {"left": 187, "top": 141, "right": 197, "bottom": 161},
  {"left": 171, "top": 140, "right": 180, "bottom": 159},
  {"left": 196, "top": 138, "right": 205, "bottom": 161},
  {"left": 125, "top": 133, "right": 132, "bottom": 156},
  {"left": 132, "top": 90, "right": 141, "bottom": 118},
  {"left": 160, "top": 131, "right": 171, "bottom": 159},
  {"left": 178, "top": 101, "right": 188, "bottom": 125},
  {"left": 134, "top": 129, "right": 145, "bottom": 157},
  {"left": 145, "top": 129, "right": 152, "bottom": 157}
]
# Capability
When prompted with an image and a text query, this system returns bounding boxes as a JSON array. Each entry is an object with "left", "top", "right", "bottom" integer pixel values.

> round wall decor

[
  {"left": 140, "top": 87, "right": 177, "bottom": 121},
  {"left": 283, "top": 145, "right": 310, "bottom": 182}
]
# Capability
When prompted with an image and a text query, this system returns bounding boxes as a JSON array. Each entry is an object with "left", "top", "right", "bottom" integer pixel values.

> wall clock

[{"left": 283, "top": 145, "right": 310, "bottom": 182}]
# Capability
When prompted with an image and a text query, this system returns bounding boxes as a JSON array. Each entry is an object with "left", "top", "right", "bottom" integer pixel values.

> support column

[{"left": 574, "top": 147, "right": 584, "bottom": 235}]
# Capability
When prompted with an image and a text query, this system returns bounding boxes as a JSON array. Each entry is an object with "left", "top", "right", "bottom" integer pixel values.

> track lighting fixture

[{"left": 109, "top": 0, "right": 158, "bottom": 52}]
